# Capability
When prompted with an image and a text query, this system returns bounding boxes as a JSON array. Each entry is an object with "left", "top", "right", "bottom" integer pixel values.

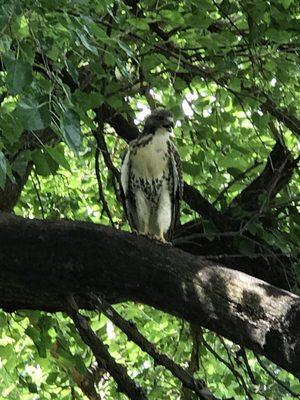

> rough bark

[
  {"left": 0, "top": 214, "right": 299, "bottom": 378},
  {"left": 0, "top": 164, "right": 32, "bottom": 212}
]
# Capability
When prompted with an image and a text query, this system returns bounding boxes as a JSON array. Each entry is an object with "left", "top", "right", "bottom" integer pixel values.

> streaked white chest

[{"left": 131, "top": 130, "right": 170, "bottom": 178}]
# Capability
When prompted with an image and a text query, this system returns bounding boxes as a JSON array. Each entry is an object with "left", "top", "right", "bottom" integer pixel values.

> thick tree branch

[
  {"left": 261, "top": 98, "right": 300, "bottom": 139},
  {"left": 183, "top": 183, "right": 228, "bottom": 230},
  {"left": 67, "top": 295, "right": 147, "bottom": 400},
  {"left": 0, "top": 214, "right": 299, "bottom": 378}
]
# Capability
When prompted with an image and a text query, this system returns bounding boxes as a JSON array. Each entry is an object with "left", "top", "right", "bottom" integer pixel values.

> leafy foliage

[{"left": 0, "top": 0, "right": 299, "bottom": 398}]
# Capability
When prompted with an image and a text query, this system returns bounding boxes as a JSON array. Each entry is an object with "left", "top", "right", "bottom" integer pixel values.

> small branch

[
  {"left": 94, "top": 108, "right": 123, "bottom": 204},
  {"left": 67, "top": 295, "right": 148, "bottom": 400},
  {"left": 218, "top": 336, "right": 254, "bottom": 399},
  {"left": 181, "top": 325, "right": 203, "bottom": 400},
  {"left": 31, "top": 169, "right": 45, "bottom": 219},
  {"left": 203, "top": 337, "right": 253, "bottom": 400},
  {"left": 90, "top": 295, "right": 222, "bottom": 400},
  {"left": 183, "top": 183, "right": 230, "bottom": 231},
  {"left": 236, "top": 348, "right": 256, "bottom": 385},
  {"left": 255, "top": 355, "right": 300, "bottom": 398},
  {"left": 213, "top": 160, "right": 262, "bottom": 206},
  {"left": 93, "top": 131, "right": 115, "bottom": 227}
]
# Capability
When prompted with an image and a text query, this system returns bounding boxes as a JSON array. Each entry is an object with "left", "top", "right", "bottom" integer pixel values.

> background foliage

[{"left": 0, "top": 0, "right": 299, "bottom": 398}]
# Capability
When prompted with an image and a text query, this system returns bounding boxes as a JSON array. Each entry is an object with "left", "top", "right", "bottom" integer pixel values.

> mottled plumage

[{"left": 120, "top": 109, "right": 183, "bottom": 242}]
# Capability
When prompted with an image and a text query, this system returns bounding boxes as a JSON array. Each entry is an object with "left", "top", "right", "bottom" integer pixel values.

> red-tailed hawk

[{"left": 121, "top": 109, "right": 183, "bottom": 243}]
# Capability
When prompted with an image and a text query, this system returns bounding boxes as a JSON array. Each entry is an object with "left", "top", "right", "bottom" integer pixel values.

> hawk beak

[{"left": 163, "top": 121, "right": 174, "bottom": 131}]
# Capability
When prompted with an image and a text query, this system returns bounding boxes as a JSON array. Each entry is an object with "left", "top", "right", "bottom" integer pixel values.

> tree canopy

[{"left": 0, "top": 0, "right": 299, "bottom": 399}]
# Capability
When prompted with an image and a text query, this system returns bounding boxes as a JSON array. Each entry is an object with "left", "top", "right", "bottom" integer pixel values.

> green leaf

[
  {"left": 218, "top": 153, "right": 248, "bottom": 170},
  {"left": 46, "top": 372, "right": 58, "bottom": 385},
  {"left": 73, "top": 354, "right": 87, "bottom": 375},
  {"left": 46, "top": 146, "right": 71, "bottom": 171},
  {"left": 0, "top": 35, "right": 12, "bottom": 53},
  {"left": 56, "top": 345, "right": 75, "bottom": 368},
  {"left": 234, "top": 237, "right": 255, "bottom": 256},
  {"left": 27, "top": 382, "right": 38, "bottom": 394},
  {"left": 160, "top": 10, "right": 184, "bottom": 25},
  {"left": 25, "top": 325, "right": 47, "bottom": 358},
  {"left": 0, "top": 114, "right": 24, "bottom": 145},
  {"left": 227, "top": 167, "right": 242, "bottom": 178},
  {"left": 76, "top": 31, "right": 98, "bottom": 55},
  {"left": 0, "top": 344, "right": 13, "bottom": 359},
  {"left": 267, "top": 28, "right": 291, "bottom": 43},
  {"left": 280, "top": 0, "right": 293, "bottom": 9},
  {"left": 5, "top": 58, "right": 33, "bottom": 95},
  {"left": 15, "top": 97, "right": 50, "bottom": 130},
  {"left": 60, "top": 110, "right": 82, "bottom": 154},
  {"left": 182, "top": 161, "right": 199, "bottom": 177},
  {"left": 74, "top": 91, "right": 104, "bottom": 111},
  {"left": 31, "top": 150, "right": 52, "bottom": 176},
  {"left": 118, "top": 41, "right": 136, "bottom": 61},
  {"left": 0, "top": 150, "right": 7, "bottom": 189}
]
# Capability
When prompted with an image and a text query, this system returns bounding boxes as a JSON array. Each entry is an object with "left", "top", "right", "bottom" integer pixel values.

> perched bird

[{"left": 120, "top": 108, "right": 183, "bottom": 243}]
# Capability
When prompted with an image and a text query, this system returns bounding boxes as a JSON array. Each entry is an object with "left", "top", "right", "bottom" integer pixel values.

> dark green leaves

[
  {"left": 46, "top": 146, "right": 71, "bottom": 171},
  {"left": 0, "top": 150, "right": 7, "bottom": 189},
  {"left": 15, "top": 97, "right": 50, "bottom": 131},
  {"left": 31, "top": 146, "right": 71, "bottom": 176},
  {"left": 4, "top": 58, "right": 33, "bottom": 95},
  {"left": 60, "top": 110, "right": 82, "bottom": 154},
  {"left": 31, "top": 150, "right": 53, "bottom": 176}
]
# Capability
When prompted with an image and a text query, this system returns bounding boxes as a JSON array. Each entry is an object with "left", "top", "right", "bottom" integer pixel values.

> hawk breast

[{"left": 130, "top": 131, "right": 170, "bottom": 179}]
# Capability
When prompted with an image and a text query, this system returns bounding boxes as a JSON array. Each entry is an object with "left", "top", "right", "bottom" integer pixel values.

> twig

[
  {"left": 94, "top": 107, "right": 122, "bottom": 203},
  {"left": 71, "top": 361, "right": 105, "bottom": 400},
  {"left": 89, "top": 294, "right": 225, "bottom": 400},
  {"left": 213, "top": 160, "right": 262, "bottom": 206},
  {"left": 31, "top": 169, "right": 45, "bottom": 219},
  {"left": 218, "top": 336, "right": 254, "bottom": 400},
  {"left": 66, "top": 295, "right": 148, "bottom": 400},
  {"left": 181, "top": 325, "right": 203, "bottom": 400},
  {"left": 93, "top": 133, "right": 115, "bottom": 227},
  {"left": 236, "top": 348, "right": 256, "bottom": 385},
  {"left": 255, "top": 355, "right": 300, "bottom": 398},
  {"left": 203, "top": 337, "right": 252, "bottom": 400}
]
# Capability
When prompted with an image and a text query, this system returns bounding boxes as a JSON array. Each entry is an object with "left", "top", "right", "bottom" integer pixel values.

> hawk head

[{"left": 143, "top": 108, "right": 174, "bottom": 135}]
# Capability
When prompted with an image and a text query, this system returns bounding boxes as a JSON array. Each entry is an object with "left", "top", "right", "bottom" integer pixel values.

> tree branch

[
  {"left": 67, "top": 295, "right": 147, "bottom": 400},
  {"left": 0, "top": 163, "right": 32, "bottom": 212},
  {"left": 0, "top": 214, "right": 299, "bottom": 378},
  {"left": 90, "top": 295, "right": 221, "bottom": 400}
]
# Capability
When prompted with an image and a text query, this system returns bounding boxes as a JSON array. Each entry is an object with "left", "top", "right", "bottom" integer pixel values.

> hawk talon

[{"left": 153, "top": 234, "right": 172, "bottom": 245}]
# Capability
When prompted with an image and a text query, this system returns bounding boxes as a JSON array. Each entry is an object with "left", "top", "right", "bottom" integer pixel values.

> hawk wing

[
  {"left": 120, "top": 146, "right": 138, "bottom": 232},
  {"left": 167, "top": 143, "right": 183, "bottom": 240}
]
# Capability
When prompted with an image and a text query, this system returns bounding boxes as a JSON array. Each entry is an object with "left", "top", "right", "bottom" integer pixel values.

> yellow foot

[
  {"left": 153, "top": 234, "right": 172, "bottom": 245},
  {"left": 133, "top": 228, "right": 149, "bottom": 237}
]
